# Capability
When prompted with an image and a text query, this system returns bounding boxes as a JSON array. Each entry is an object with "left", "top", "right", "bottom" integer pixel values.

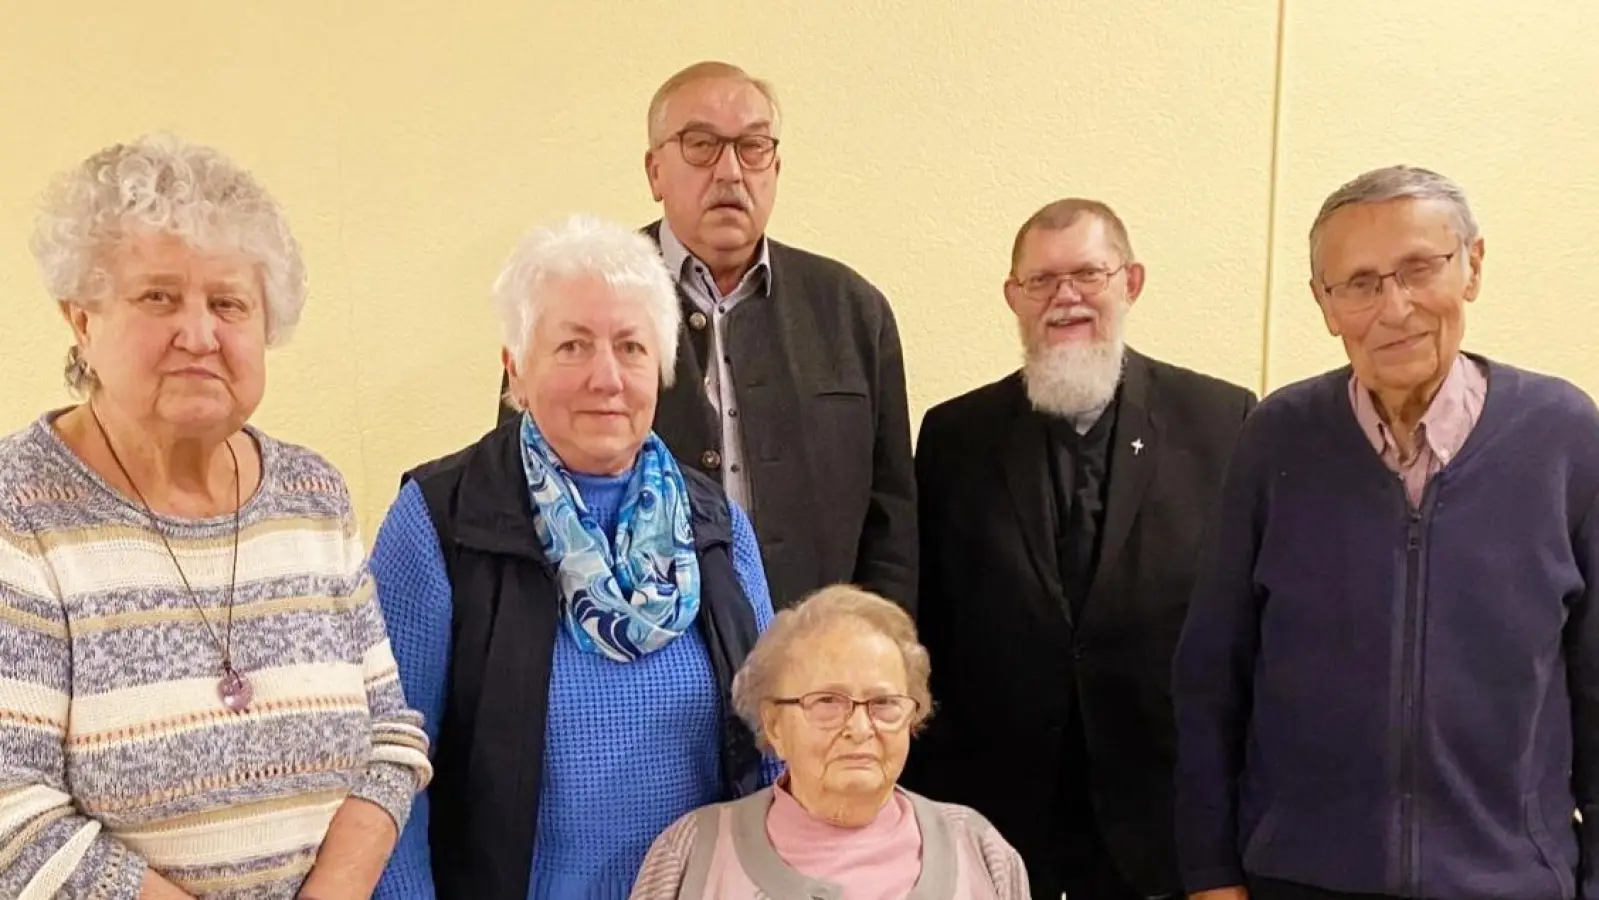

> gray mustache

[{"left": 706, "top": 190, "right": 751, "bottom": 210}]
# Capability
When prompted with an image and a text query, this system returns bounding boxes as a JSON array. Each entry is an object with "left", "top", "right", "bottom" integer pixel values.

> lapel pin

[{"left": 1131, "top": 438, "right": 1145, "bottom": 455}]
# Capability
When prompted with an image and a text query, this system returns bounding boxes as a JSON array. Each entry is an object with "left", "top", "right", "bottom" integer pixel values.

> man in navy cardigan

[{"left": 1174, "top": 165, "right": 1599, "bottom": 900}]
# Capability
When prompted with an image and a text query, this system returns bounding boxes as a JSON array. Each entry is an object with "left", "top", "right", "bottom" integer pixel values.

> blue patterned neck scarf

[{"left": 518, "top": 414, "right": 702, "bottom": 662}]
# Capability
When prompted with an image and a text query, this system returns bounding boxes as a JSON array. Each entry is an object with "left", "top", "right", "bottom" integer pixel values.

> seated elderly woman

[
  {"left": 633, "top": 584, "right": 1030, "bottom": 899},
  {"left": 0, "top": 133, "right": 431, "bottom": 899},
  {"left": 371, "top": 214, "right": 777, "bottom": 900}
]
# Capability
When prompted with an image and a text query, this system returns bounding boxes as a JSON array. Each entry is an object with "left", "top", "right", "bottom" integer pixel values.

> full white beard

[{"left": 1020, "top": 302, "right": 1128, "bottom": 419}]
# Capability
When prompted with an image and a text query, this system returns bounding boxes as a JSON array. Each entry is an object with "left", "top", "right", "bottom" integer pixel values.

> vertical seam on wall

[
  {"left": 1259, "top": 0, "right": 1289, "bottom": 397},
  {"left": 336, "top": 0, "right": 369, "bottom": 517}
]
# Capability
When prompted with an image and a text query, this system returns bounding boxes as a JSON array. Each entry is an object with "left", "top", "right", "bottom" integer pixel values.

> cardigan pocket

[
  {"left": 1525, "top": 792, "right": 1576, "bottom": 898},
  {"left": 808, "top": 388, "right": 873, "bottom": 495},
  {"left": 1240, "top": 800, "right": 1285, "bottom": 871}
]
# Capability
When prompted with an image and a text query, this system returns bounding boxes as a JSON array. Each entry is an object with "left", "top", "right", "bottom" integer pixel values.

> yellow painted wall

[
  {"left": 1266, "top": 0, "right": 1599, "bottom": 387},
  {"left": 2, "top": 1, "right": 1595, "bottom": 531}
]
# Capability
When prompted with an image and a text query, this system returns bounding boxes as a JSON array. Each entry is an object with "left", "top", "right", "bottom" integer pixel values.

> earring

[{"left": 65, "top": 345, "right": 94, "bottom": 387}]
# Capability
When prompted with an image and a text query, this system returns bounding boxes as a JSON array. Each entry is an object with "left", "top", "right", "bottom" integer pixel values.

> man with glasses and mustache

[
  {"left": 903, "top": 199, "right": 1256, "bottom": 900},
  {"left": 496, "top": 61, "right": 916, "bottom": 613},
  {"left": 1175, "top": 166, "right": 1599, "bottom": 900}
]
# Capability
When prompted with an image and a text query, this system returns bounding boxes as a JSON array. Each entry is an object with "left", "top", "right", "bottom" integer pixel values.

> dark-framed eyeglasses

[
  {"left": 1320, "top": 250, "right": 1459, "bottom": 312},
  {"left": 660, "top": 128, "right": 780, "bottom": 171},
  {"left": 770, "top": 690, "right": 921, "bottom": 732},
  {"left": 1014, "top": 263, "right": 1128, "bottom": 302}
]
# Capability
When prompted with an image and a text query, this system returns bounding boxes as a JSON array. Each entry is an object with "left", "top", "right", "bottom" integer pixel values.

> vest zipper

[{"left": 1398, "top": 484, "right": 1433, "bottom": 896}]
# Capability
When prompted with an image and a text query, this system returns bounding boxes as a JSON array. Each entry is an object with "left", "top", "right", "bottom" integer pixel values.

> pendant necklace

[{"left": 90, "top": 405, "right": 252, "bottom": 711}]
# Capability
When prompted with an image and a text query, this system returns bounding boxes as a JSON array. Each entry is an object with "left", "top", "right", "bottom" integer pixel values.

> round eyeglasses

[
  {"left": 1320, "top": 250, "right": 1459, "bottom": 313},
  {"left": 1014, "top": 263, "right": 1127, "bottom": 302},
  {"left": 660, "top": 127, "right": 780, "bottom": 171},
  {"left": 770, "top": 691, "right": 921, "bottom": 732}
]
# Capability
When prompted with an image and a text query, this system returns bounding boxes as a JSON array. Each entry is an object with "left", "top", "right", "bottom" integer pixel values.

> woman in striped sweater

[{"left": 0, "top": 133, "right": 432, "bottom": 898}]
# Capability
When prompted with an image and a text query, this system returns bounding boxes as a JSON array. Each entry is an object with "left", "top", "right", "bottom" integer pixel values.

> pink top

[
  {"left": 1349, "top": 353, "right": 1487, "bottom": 506},
  {"left": 765, "top": 785, "right": 923, "bottom": 899},
  {"left": 631, "top": 785, "right": 1027, "bottom": 899}
]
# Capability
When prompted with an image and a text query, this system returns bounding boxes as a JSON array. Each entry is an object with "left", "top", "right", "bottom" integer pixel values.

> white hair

[
  {"left": 1309, "top": 165, "right": 1480, "bottom": 279},
  {"left": 730, "top": 584, "right": 933, "bottom": 753},
  {"left": 492, "top": 214, "right": 681, "bottom": 394},
  {"left": 1019, "top": 296, "right": 1129, "bottom": 418},
  {"left": 31, "top": 132, "right": 307, "bottom": 389}
]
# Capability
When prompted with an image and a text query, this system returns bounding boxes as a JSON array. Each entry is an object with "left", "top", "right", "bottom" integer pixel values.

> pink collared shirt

[{"left": 1349, "top": 353, "right": 1488, "bottom": 507}]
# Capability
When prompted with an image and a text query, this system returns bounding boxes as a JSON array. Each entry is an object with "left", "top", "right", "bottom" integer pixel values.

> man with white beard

[{"left": 901, "top": 199, "right": 1257, "bottom": 900}]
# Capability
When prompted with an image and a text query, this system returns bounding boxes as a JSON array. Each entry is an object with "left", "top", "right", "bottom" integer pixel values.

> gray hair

[
  {"left": 492, "top": 214, "right": 680, "bottom": 408},
  {"left": 31, "top": 132, "right": 308, "bottom": 392},
  {"left": 731, "top": 584, "right": 933, "bottom": 752},
  {"left": 647, "top": 61, "right": 782, "bottom": 146},
  {"left": 1308, "top": 165, "right": 1479, "bottom": 278}
]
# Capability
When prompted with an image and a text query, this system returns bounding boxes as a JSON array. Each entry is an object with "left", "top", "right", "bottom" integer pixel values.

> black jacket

[
  {"left": 498, "top": 222, "right": 916, "bottom": 611},
  {"left": 902, "top": 350, "right": 1256, "bottom": 898},
  {"left": 404, "top": 420, "right": 764, "bottom": 900}
]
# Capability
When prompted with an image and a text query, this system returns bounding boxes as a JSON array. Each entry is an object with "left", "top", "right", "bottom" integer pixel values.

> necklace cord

[{"left": 88, "top": 404, "right": 242, "bottom": 671}]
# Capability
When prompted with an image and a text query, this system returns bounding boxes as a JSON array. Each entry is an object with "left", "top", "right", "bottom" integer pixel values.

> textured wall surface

[
  {"left": 1, "top": 1, "right": 1593, "bottom": 531},
  {"left": 1265, "top": 0, "right": 1599, "bottom": 389}
]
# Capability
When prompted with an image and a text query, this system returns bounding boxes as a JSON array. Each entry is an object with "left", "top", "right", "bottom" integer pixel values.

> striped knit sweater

[{"left": 0, "top": 414, "right": 433, "bottom": 899}]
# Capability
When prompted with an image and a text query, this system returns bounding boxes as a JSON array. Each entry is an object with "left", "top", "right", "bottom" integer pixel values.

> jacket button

[
  {"left": 688, "top": 311, "right": 709, "bottom": 330},
  {"left": 701, "top": 449, "right": 722, "bottom": 469}
]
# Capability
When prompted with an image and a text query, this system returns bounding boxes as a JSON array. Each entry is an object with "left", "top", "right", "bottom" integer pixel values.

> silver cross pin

[{"left": 1131, "top": 438, "right": 1145, "bottom": 455}]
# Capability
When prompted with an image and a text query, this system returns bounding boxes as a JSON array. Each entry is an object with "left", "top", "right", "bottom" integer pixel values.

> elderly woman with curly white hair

[
  {"left": 0, "top": 133, "right": 432, "bottom": 899},
  {"left": 370, "top": 213, "right": 778, "bottom": 900},
  {"left": 632, "top": 584, "right": 1031, "bottom": 900}
]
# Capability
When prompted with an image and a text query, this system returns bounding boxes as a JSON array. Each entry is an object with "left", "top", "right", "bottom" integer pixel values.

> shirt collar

[
  {"left": 1350, "top": 353, "right": 1483, "bottom": 465},
  {"left": 658, "top": 219, "right": 772, "bottom": 297},
  {"left": 1071, "top": 402, "right": 1110, "bottom": 436},
  {"left": 1037, "top": 391, "right": 1114, "bottom": 438}
]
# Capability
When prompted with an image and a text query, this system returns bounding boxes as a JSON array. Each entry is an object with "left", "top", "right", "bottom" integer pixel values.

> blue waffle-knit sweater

[{"left": 370, "top": 470, "right": 778, "bottom": 900}]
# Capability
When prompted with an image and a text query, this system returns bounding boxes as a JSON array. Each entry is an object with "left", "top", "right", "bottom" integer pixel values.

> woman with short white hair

[
  {"left": 633, "top": 584, "right": 1031, "bottom": 899},
  {"left": 371, "top": 214, "right": 778, "bottom": 900},
  {"left": 0, "top": 133, "right": 432, "bottom": 898}
]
